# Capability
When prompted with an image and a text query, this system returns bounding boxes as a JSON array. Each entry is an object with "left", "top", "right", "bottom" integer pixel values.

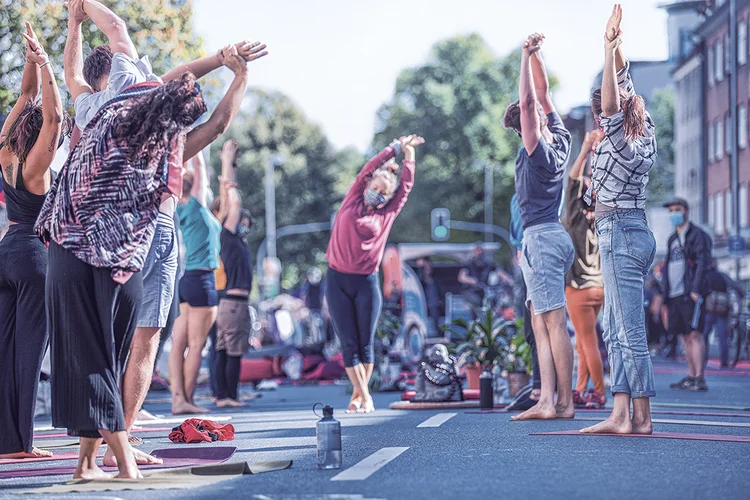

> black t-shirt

[
  {"left": 305, "top": 282, "right": 323, "bottom": 310},
  {"left": 465, "top": 257, "right": 491, "bottom": 286},
  {"left": 219, "top": 227, "right": 253, "bottom": 291}
]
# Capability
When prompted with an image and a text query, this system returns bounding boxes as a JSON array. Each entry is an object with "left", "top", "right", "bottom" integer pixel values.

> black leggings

[
  {"left": 214, "top": 351, "right": 241, "bottom": 400},
  {"left": 326, "top": 268, "right": 382, "bottom": 367},
  {"left": 0, "top": 226, "right": 48, "bottom": 454}
]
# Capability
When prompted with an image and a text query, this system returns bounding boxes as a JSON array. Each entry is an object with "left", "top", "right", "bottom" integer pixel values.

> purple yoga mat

[
  {"left": 531, "top": 430, "right": 750, "bottom": 443},
  {"left": 0, "top": 451, "right": 83, "bottom": 465},
  {"left": 0, "top": 446, "right": 237, "bottom": 479},
  {"left": 466, "top": 409, "right": 750, "bottom": 418}
]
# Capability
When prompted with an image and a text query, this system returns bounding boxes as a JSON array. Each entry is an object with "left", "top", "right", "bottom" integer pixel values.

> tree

[
  {"left": 211, "top": 89, "right": 362, "bottom": 290},
  {"left": 648, "top": 87, "right": 675, "bottom": 205},
  {"left": 371, "top": 34, "right": 558, "bottom": 264},
  {"left": 0, "top": 0, "right": 205, "bottom": 116}
]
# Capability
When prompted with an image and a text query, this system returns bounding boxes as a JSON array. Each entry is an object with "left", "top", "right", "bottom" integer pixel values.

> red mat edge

[{"left": 530, "top": 430, "right": 750, "bottom": 443}]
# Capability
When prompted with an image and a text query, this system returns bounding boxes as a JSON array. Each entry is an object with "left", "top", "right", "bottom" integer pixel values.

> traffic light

[{"left": 431, "top": 208, "right": 450, "bottom": 241}]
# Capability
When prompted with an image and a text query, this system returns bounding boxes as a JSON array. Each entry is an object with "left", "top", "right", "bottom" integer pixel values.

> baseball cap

[{"left": 662, "top": 197, "right": 689, "bottom": 211}]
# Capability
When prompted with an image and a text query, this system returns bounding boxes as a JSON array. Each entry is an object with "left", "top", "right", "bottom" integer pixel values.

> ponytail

[{"left": 621, "top": 92, "right": 646, "bottom": 142}]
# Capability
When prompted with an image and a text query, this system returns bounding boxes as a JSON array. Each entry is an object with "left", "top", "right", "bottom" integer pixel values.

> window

[
  {"left": 708, "top": 44, "right": 715, "bottom": 87},
  {"left": 708, "top": 122, "right": 715, "bottom": 162},
  {"left": 727, "top": 113, "right": 733, "bottom": 155},
  {"left": 740, "top": 20, "right": 748, "bottom": 65},
  {"left": 716, "top": 39, "right": 724, "bottom": 82},
  {"left": 709, "top": 194, "right": 715, "bottom": 230},
  {"left": 717, "top": 192, "right": 725, "bottom": 234},
  {"left": 727, "top": 189, "right": 734, "bottom": 232},
  {"left": 717, "top": 119, "right": 724, "bottom": 160},
  {"left": 741, "top": 184, "right": 749, "bottom": 228},
  {"left": 725, "top": 33, "right": 731, "bottom": 75},
  {"left": 740, "top": 105, "right": 748, "bottom": 149}
]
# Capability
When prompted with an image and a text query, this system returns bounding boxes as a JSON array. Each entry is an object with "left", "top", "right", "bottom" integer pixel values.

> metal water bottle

[
  {"left": 479, "top": 368, "right": 493, "bottom": 409},
  {"left": 315, "top": 404, "right": 342, "bottom": 469}
]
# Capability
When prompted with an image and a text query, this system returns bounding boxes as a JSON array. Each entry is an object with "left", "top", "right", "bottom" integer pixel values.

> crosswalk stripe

[
  {"left": 331, "top": 447, "right": 409, "bottom": 481},
  {"left": 417, "top": 413, "right": 457, "bottom": 428}
]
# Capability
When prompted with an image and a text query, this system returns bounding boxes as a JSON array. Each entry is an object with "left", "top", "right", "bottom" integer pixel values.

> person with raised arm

[
  {"left": 211, "top": 140, "right": 255, "bottom": 408},
  {"left": 326, "top": 134, "right": 424, "bottom": 414},
  {"left": 503, "top": 33, "right": 575, "bottom": 421},
  {"left": 581, "top": 4, "right": 658, "bottom": 434},
  {"left": 564, "top": 130, "right": 607, "bottom": 410},
  {"left": 0, "top": 23, "right": 68, "bottom": 461}
]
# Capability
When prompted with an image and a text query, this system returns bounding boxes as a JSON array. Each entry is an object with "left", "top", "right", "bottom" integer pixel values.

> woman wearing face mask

[
  {"left": 581, "top": 4, "right": 658, "bottom": 434},
  {"left": 326, "top": 134, "right": 424, "bottom": 413},
  {"left": 564, "top": 130, "right": 607, "bottom": 410},
  {"left": 211, "top": 139, "right": 254, "bottom": 408}
]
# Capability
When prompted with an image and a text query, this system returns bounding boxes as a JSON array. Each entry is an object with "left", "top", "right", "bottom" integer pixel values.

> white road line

[
  {"left": 417, "top": 413, "right": 457, "bottom": 428},
  {"left": 331, "top": 447, "right": 409, "bottom": 481}
]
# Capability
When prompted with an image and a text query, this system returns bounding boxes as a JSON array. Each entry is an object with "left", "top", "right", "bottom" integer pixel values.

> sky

[{"left": 192, "top": 0, "right": 669, "bottom": 152}]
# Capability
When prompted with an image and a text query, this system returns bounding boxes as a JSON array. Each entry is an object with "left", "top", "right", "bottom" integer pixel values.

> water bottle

[
  {"left": 479, "top": 369, "right": 493, "bottom": 409},
  {"left": 315, "top": 404, "right": 342, "bottom": 470}
]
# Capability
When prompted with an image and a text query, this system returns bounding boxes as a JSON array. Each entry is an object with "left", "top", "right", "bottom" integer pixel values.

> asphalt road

[{"left": 2, "top": 358, "right": 750, "bottom": 500}]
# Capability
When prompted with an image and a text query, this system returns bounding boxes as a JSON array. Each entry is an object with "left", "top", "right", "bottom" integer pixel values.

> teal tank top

[{"left": 176, "top": 196, "right": 222, "bottom": 270}]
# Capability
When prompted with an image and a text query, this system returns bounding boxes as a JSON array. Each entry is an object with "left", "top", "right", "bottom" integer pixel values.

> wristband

[
  {"left": 39, "top": 61, "right": 51, "bottom": 69},
  {"left": 389, "top": 140, "right": 402, "bottom": 156}
]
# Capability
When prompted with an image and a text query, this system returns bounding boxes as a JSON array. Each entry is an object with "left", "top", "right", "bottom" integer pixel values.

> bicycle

[{"left": 729, "top": 294, "right": 750, "bottom": 368}]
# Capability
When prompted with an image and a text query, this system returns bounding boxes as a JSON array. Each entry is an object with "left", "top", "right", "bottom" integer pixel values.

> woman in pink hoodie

[{"left": 326, "top": 134, "right": 424, "bottom": 413}]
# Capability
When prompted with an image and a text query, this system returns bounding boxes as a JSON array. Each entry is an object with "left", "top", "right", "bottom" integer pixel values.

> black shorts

[
  {"left": 179, "top": 270, "right": 219, "bottom": 307},
  {"left": 668, "top": 295, "right": 705, "bottom": 336}
]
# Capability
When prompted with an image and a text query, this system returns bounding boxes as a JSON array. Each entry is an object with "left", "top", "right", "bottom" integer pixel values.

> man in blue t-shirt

[{"left": 503, "top": 33, "right": 575, "bottom": 421}]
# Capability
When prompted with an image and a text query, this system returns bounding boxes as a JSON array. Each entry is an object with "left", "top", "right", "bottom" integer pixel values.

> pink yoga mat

[
  {"left": 466, "top": 409, "right": 750, "bottom": 418},
  {"left": 0, "top": 446, "right": 237, "bottom": 479},
  {"left": 0, "top": 451, "right": 87, "bottom": 465},
  {"left": 34, "top": 426, "right": 173, "bottom": 440},
  {"left": 531, "top": 430, "right": 750, "bottom": 443}
]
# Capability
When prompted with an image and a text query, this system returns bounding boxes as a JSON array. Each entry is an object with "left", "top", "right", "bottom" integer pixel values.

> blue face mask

[
  {"left": 669, "top": 211, "right": 686, "bottom": 228},
  {"left": 364, "top": 188, "right": 387, "bottom": 208}
]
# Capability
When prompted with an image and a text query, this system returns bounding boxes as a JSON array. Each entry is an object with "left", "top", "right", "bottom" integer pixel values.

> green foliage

[
  {"left": 508, "top": 329, "right": 532, "bottom": 375},
  {"left": 647, "top": 87, "right": 675, "bottom": 205},
  {"left": 372, "top": 34, "right": 558, "bottom": 264},
  {"left": 376, "top": 309, "right": 402, "bottom": 341},
  {"left": 0, "top": 0, "right": 205, "bottom": 115},
  {"left": 446, "top": 305, "right": 516, "bottom": 369},
  {"left": 210, "top": 89, "right": 363, "bottom": 288}
]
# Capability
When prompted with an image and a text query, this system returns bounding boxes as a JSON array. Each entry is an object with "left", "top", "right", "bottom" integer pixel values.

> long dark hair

[
  {"left": 591, "top": 87, "right": 646, "bottom": 142},
  {"left": 2, "top": 101, "right": 72, "bottom": 163},
  {"left": 114, "top": 73, "right": 207, "bottom": 162}
]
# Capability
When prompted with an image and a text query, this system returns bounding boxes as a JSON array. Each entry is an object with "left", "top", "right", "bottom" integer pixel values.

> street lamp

[
  {"left": 472, "top": 160, "right": 494, "bottom": 243},
  {"left": 266, "top": 153, "right": 285, "bottom": 260}
]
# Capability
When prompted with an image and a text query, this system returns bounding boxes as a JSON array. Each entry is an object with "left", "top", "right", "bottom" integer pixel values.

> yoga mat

[
  {"left": 0, "top": 447, "right": 237, "bottom": 480},
  {"left": 34, "top": 426, "right": 173, "bottom": 440},
  {"left": 531, "top": 430, "right": 750, "bottom": 443},
  {"left": 466, "top": 409, "right": 750, "bottom": 418},
  {"left": 651, "top": 402, "right": 750, "bottom": 411},
  {"left": 573, "top": 417, "right": 750, "bottom": 429},
  {"left": 32, "top": 439, "right": 81, "bottom": 450},
  {"left": 20, "top": 460, "right": 292, "bottom": 494},
  {"left": 0, "top": 451, "right": 87, "bottom": 465},
  {"left": 133, "top": 415, "right": 233, "bottom": 426}
]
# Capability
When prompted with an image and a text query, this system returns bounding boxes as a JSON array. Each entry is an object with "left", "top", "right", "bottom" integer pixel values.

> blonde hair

[{"left": 369, "top": 160, "right": 399, "bottom": 196}]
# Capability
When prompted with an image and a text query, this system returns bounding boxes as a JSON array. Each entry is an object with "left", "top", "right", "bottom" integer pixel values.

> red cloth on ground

[{"left": 168, "top": 419, "right": 235, "bottom": 443}]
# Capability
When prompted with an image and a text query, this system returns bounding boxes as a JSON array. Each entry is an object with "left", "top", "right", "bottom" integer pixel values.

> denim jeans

[
  {"left": 703, "top": 312, "right": 729, "bottom": 367},
  {"left": 596, "top": 210, "right": 656, "bottom": 398},
  {"left": 521, "top": 223, "right": 575, "bottom": 314}
]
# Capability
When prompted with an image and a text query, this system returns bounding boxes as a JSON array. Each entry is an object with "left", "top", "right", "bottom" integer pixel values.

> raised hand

[
  {"left": 523, "top": 33, "right": 544, "bottom": 55},
  {"left": 22, "top": 22, "right": 48, "bottom": 65},
  {"left": 399, "top": 134, "right": 425, "bottom": 161},
  {"left": 605, "top": 4, "right": 623, "bottom": 42},
  {"left": 219, "top": 44, "right": 248, "bottom": 75},
  {"left": 604, "top": 32, "right": 623, "bottom": 53},
  {"left": 220, "top": 139, "right": 239, "bottom": 166},
  {"left": 64, "top": 0, "right": 88, "bottom": 26},
  {"left": 583, "top": 130, "right": 605, "bottom": 153},
  {"left": 234, "top": 41, "right": 269, "bottom": 63}
]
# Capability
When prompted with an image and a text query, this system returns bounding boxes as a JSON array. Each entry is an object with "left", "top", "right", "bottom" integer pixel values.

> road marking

[
  {"left": 331, "top": 447, "right": 409, "bottom": 481},
  {"left": 417, "top": 413, "right": 457, "bottom": 428}
]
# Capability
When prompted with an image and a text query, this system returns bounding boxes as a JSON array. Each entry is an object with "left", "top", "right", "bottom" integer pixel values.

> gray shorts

[
  {"left": 137, "top": 212, "right": 178, "bottom": 328},
  {"left": 520, "top": 222, "right": 574, "bottom": 315}
]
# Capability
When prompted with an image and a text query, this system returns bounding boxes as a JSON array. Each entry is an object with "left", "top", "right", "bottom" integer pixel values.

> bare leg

[
  {"left": 103, "top": 327, "right": 164, "bottom": 467},
  {"left": 345, "top": 366, "right": 367, "bottom": 413},
  {"left": 170, "top": 304, "right": 204, "bottom": 414},
  {"left": 580, "top": 392, "right": 633, "bottom": 434},
  {"left": 360, "top": 363, "right": 375, "bottom": 413},
  {"left": 690, "top": 330, "right": 706, "bottom": 379},
  {"left": 74, "top": 437, "right": 109, "bottom": 480},
  {"left": 631, "top": 397, "right": 653, "bottom": 434},
  {"left": 99, "top": 430, "right": 141, "bottom": 479},
  {"left": 544, "top": 308, "right": 575, "bottom": 418},
  {"left": 0, "top": 447, "right": 53, "bottom": 459},
  {"left": 684, "top": 334, "right": 697, "bottom": 378},
  {"left": 512, "top": 305, "right": 557, "bottom": 420},
  {"left": 184, "top": 306, "right": 217, "bottom": 402}
]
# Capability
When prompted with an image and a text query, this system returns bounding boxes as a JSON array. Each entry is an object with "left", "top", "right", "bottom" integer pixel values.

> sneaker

[
  {"left": 573, "top": 390, "right": 587, "bottom": 408},
  {"left": 691, "top": 378, "right": 709, "bottom": 391},
  {"left": 670, "top": 376, "right": 695, "bottom": 390},
  {"left": 585, "top": 390, "right": 607, "bottom": 409}
]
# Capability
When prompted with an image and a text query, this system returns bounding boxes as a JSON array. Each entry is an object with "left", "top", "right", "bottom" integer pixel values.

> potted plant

[
  {"left": 446, "top": 307, "right": 515, "bottom": 390},
  {"left": 504, "top": 325, "right": 532, "bottom": 397}
]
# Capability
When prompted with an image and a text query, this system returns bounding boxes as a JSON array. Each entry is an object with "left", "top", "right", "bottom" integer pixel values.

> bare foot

[
  {"left": 555, "top": 403, "right": 575, "bottom": 419},
  {"left": 511, "top": 402, "right": 557, "bottom": 421},
  {"left": 0, "top": 447, "right": 53, "bottom": 459},
  {"left": 216, "top": 398, "right": 245, "bottom": 408},
  {"left": 103, "top": 445, "right": 163, "bottom": 467},
  {"left": 631, "top": 418, "right": 653, "bottom": 435},
  {"left": 114, "top": 466, "right": 143, "bottom": 479},
  {"left": 346, "top": 396, "right": 363, "bottom": 414},
  {"left": 172, "top": 401, "right": 209, "bottom": 415},
  {"left": 580, "top": 413, "right": 633, "bottom": 434},
  {"left": 137, "top": 409, "right": 158, "bottom": 421},
  {"left": 74, "top": 463, "right": 111, "bottom": 480},
  {"left": 358, "top": 397, "right": 375, "bottom": 414}
]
